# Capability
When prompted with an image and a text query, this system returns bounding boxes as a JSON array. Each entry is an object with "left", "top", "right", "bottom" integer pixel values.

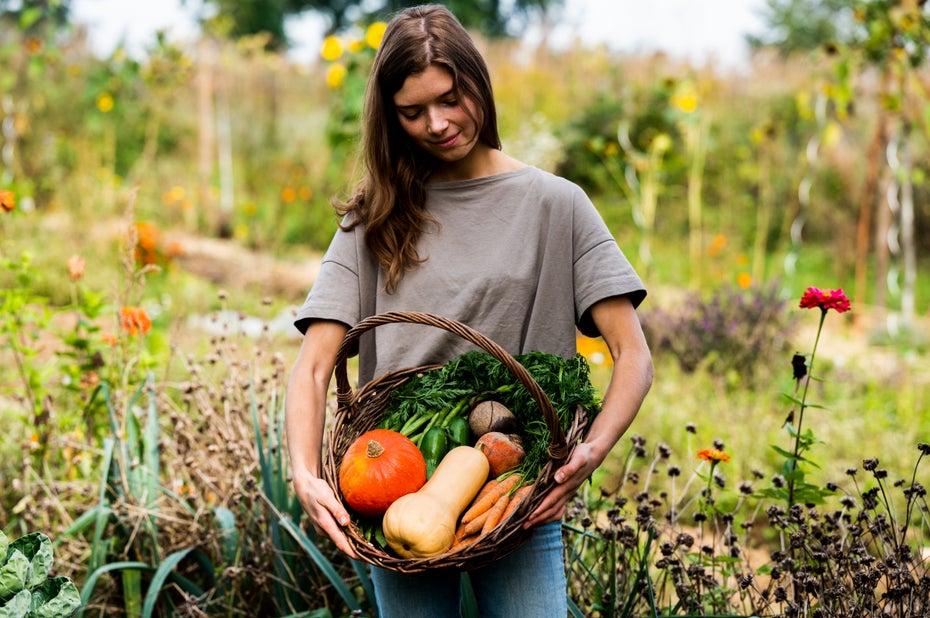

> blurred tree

[
  {"left": 746, "top": 0, "right": 859, "bottom": 55},
  {"left": 751, "top": 0, "right": 930, "bottom": 327},
  {"left": 199, "top": 0, "right": 562, "bottom": 50},
  {"left": 0, "top": 0, "right": 69, "bottom": 32}
]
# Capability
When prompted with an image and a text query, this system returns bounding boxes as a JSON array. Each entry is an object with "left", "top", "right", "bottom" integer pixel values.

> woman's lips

[{"left": 433, "top": 133, "right": 459, "bottom": 148}]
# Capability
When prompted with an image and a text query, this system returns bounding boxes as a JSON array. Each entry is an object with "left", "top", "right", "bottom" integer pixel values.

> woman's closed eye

[{"left": 398, "top": 98, "right": 459, "bottom": 120}]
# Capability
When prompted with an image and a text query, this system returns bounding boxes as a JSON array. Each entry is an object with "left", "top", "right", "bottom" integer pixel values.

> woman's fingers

[
  {"left": 522, "top": 445, "right": 598, "bottom": 528},
  {"left": 295, "top": 474, "right": 360, "bottom": 559}
]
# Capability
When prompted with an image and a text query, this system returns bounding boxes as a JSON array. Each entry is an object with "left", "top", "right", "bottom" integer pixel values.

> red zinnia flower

[{"left": 799, "top": 287, "right": 850, "bottom": 314}]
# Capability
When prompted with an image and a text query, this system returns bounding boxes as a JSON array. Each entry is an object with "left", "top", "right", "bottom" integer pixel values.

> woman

[{"left": 285, "top": 5, "right": 653, "bottom": 616}]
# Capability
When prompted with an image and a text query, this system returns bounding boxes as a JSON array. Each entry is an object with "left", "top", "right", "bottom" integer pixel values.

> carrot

[
  {"left": 458, "top": 508, "right": 493, "bottom": 537},
  {"left": 449, "top": 532, "right": 480, "bottom": 552},
  {"left": 501, "top": 483, "right": 534, "bottom": 522},
  {"left": 461, "top": 474, "right": 522, "bottom": 524},
  {"left": 462, "top": 479, "right": 501, "bottom": 523},
  {"left": 480, "top": 493, "right": 511, "bottom": 534}
]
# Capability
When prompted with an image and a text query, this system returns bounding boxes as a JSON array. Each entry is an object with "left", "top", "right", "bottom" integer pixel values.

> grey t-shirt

[{"left": 295, "top": 166, "right": 646, "bottom": 384}]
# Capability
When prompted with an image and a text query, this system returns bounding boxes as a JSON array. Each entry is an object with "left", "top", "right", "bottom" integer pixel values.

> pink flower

[{"left": 799, "top": 287, "right": 851, "bottom": 314}]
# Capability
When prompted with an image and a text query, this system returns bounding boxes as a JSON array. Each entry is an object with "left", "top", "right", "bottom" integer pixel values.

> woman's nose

[{"left": 426, "top": 108, "right": 448, "bottom": 135}]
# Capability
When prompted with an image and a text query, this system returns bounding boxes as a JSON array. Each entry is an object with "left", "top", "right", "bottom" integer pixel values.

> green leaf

[
  {"left": 61, "top": 505, "right": 111, "bottom": 539},
  {"left": 122, "top": 568, "right": 142, "bottom": 618},
  {"left": 277, "top": 517, "right": 361, "bottom": 612},
  {"left": 212, "top": 507, "right": 240, "bottom": 566},
  {"left": 770, "top": 444, "right": 797, "bottom": 459},
  {"left": 460, "top": 573, "right": 478, "bottom": 617},
  {"left": 78, "top": 562, "right": 149, "bottom": 616},
  {"left": 142, "top": 373, "right": 161, "bottom": 509},
  {"left": 28, "top": 577, "right": 81, "bottom": 618},
  {"left": 88, "top": 439, "right": 117, "bottom": 576},
  {"left": 0, "top": 589, "right": 30, "bottom": 618},
  {"left": 141, "top": 548, "right": 193, "bottom": 618},
  {"left": 9, "top": 533, "right": 53, "bottom": 589},
  {"left": 0, "top": 551, "right": 30, "bottom": 604},
  {"left": 567, "top": 598, "right": 586, "bottom": 618},
  {"left": 0, "top": 531, "right": 7, "bottom": 561}
]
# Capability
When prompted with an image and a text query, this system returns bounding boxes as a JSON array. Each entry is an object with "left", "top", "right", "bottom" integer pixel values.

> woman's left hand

[{"left": 522, "top": 442, "right": 600, "bottom": 528}]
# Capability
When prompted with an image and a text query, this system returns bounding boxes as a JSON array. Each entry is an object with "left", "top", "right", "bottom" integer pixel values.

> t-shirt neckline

[{"left": 428, "top": 165, "right": 535, "bottom": 191}]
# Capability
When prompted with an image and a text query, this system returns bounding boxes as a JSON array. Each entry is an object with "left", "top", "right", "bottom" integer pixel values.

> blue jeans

[{"left": 369, "top": 522, "right": 567, "bottom": 617}]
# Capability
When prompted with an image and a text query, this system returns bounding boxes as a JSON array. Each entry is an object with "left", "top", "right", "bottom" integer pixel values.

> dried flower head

[
  {"left": 791, "top": 353, "right": 808, "bottom": 380},
  {"left": 799, "top": 286, "right": 851, "bottom": 314}
]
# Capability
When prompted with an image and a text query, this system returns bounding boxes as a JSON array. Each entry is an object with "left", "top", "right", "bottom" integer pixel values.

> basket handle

[{"left": 333, "top": 311, "right": 569, "bottom": 461}]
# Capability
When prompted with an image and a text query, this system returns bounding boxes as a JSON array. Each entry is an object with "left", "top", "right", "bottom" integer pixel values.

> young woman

[{"left": 285, "top": 5, "right": 653, "bottom": 616}]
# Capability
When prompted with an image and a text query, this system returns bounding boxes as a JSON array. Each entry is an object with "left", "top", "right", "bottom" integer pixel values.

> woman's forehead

[{"left": 393, "top": 64, "right": 455, "bottom": 107}]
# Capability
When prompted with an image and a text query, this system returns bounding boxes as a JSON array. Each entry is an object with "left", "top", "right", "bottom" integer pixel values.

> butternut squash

[{"left": 381, "top": 445, "right": 490, "bottom": 558}]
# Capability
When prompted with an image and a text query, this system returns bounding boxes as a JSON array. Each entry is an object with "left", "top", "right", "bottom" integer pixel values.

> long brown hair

[{"left": 337, "top": 4, "right": 501, "bottom": 292}]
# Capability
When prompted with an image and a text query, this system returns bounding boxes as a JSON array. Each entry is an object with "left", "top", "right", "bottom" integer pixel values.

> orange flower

[
  {"left": 0, "top": 190, "right": 14, "bottom": 212},
  {"left": 132, "top": 221, "right": 162, "bottom": 266},
  {"left": 697, "top": 448, "right": 731, "bottom": 464},
  {"left": 119, "top": 306, "right": 152, "bottom": 336},
  {"left": 67, "top": 255, "right": 86, "bottom": 282},
  {"left": 101, "top": 332, "right": 119, "bottom": 346}
]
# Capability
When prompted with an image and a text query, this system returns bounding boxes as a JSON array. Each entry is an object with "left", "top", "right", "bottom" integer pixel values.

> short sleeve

[
  {"left": 293, "top": 227, "right": 362, "bottom": 335},
  {"left": 571, "top": 191, "right": 646, "bottom": 337}
]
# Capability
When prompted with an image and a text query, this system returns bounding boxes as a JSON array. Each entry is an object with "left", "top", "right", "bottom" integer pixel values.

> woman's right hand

[{"left": 293, "top": 468, "right": 359, "bottom": 559}]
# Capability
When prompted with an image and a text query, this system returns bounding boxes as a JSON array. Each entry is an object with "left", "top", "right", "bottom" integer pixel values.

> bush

[{"left": 640, "top": 283, "right": 795, "bottom": 383}]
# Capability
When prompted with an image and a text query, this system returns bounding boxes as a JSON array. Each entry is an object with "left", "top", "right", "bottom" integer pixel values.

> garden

[{"left": 1, "top": 1, "right": 929, "bottom": 616}]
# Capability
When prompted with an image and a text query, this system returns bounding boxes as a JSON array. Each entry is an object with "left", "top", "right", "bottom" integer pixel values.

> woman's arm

[
  {"left": 524, "top": 295, "right": 653, "bottom": 528},
  {"left": 284, "top": 319, "right": 359, "bottom": 558}
]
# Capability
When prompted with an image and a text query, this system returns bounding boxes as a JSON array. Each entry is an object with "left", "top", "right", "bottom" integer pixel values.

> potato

[{"left": 468, "top": 401, "right": 518, "bottom": 437}]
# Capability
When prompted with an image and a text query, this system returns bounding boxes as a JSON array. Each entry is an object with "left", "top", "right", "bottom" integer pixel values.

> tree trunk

[
  {"left": 197, "top": 38, "right": 217, "bottom": 233},
  {"left": 853, "top": 103, "right": 888, "bottom": 315}
]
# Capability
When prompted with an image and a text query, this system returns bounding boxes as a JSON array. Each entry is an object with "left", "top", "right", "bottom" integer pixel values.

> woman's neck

[{"left": 430, "top": 144, "right": 524, "bottom": 183}]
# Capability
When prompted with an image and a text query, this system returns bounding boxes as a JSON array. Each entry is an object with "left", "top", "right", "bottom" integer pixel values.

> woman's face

[{"left": 393, "top": 64, "right": 482, "bottom": 167}]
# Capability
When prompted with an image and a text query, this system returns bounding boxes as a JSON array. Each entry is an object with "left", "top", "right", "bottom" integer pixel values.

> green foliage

[
  {"left": 199, "top": 0, "right": 564, "bottom": 46},
  {"left": 555, "top": 82, "right": 687, "bottom": 198},
  {"left": 0, "top": 253, "right": 51, "bottom": 425},
  {"left": 747, "top": 0, "right": 859, "bottom": 55},
  {"left": 0, "top": 530, "right": 81, "bottom": 618},
  {"left": 750, "top": 0, "right": 930, "bottom": 67}
]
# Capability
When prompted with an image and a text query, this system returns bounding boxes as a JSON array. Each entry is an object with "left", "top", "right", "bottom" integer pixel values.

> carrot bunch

[{"left": 449, "top": 474, "right": 534, "bottom": 550}]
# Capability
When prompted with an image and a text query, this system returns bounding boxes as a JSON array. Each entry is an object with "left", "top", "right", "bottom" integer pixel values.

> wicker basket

[{"left": 322, "top": 311, "right": 590, "bottom": 573}]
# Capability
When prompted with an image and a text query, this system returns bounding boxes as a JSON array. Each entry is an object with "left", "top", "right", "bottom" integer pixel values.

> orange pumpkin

[{"left": 338, "top": 429, "right": 427, "bottom": 518}]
